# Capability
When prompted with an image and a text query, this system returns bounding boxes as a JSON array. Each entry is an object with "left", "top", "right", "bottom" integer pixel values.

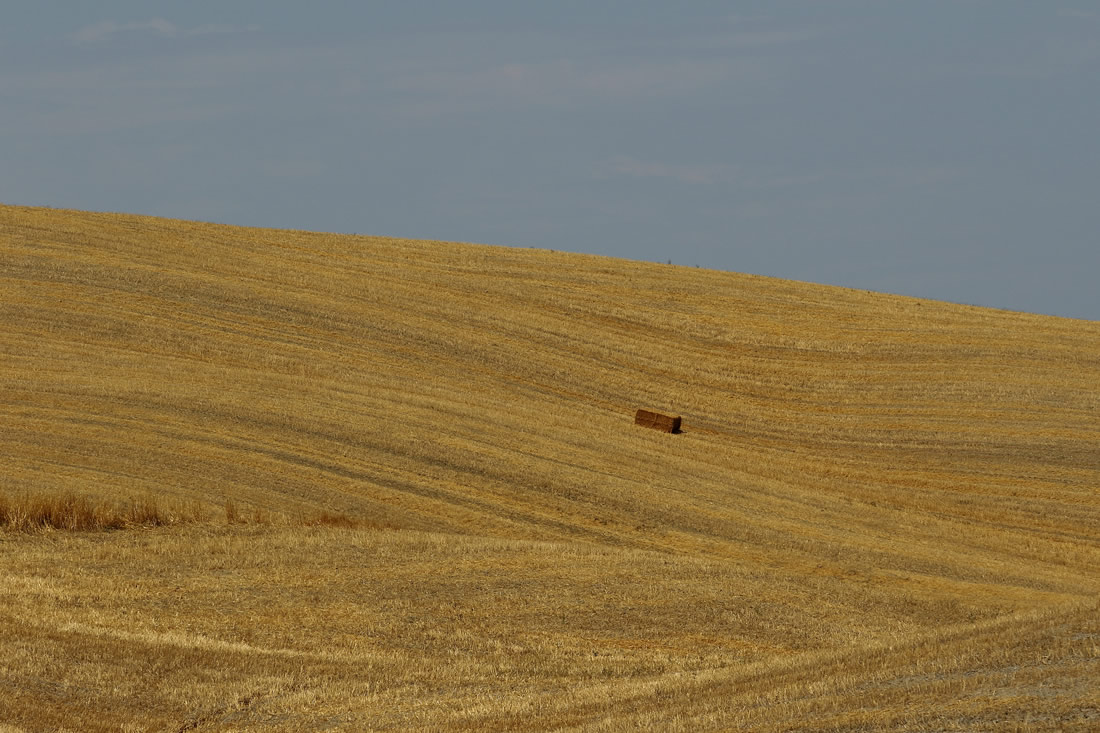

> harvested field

[{"left": 1, "top": 203, "right": 1098, "bottom": 730}]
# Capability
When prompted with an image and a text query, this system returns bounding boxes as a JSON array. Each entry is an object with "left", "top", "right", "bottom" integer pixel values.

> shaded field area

[{"left": 1, "top": 204, "right": 1098, "bottom": 730}]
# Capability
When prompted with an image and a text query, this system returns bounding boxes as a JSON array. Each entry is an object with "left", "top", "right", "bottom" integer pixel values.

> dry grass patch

[
  {"left": 0, "top": 491, "right": 205, "bottom": 532},
  {"left": 0, "top": 493, "right": 370, "bottom": 533}
]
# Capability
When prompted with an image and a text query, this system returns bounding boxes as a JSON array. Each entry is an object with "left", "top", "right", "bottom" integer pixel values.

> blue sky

[{"left": 3, "top": 2, "right": 1098, "bottom": 319}]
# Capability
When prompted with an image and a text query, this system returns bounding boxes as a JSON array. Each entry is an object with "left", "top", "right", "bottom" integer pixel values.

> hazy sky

[{"left": 3, "top": 2, "right": 1098, "bottom": 320}]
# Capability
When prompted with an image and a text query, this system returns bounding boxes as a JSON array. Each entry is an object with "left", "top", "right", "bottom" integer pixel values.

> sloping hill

[{"left": 1, "top": 203, "right": 1098, "bottom": 730}]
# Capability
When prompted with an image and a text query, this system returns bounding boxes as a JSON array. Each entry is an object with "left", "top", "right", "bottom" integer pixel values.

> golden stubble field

[{"left": 1, "top": 203, "right": 1098, "bottom": 731}]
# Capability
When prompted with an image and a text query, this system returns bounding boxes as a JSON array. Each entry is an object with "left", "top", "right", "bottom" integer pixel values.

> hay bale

[{"left": 634, "top": 409, "right": 682, "bottom": 433}]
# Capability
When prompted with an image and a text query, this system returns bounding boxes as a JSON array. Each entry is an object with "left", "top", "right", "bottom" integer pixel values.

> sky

[{"left": 2, "top": 2, "right": 1098, "bottom": 320}]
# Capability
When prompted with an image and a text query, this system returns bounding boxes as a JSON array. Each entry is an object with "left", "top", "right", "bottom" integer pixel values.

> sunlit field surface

[{"left": 2, "top": 204, "right": 1098, "bottom": 731}]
